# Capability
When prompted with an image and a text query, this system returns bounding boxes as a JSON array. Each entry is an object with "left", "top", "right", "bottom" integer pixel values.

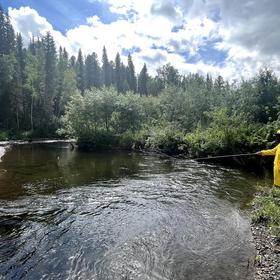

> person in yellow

[{"left": 257, "top": 130, "right": 280, "bottom": 187}]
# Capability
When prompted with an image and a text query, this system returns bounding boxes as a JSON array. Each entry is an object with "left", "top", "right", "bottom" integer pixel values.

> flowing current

[{"left": 0, "top": 143, "right": 258, "bottom": 279}]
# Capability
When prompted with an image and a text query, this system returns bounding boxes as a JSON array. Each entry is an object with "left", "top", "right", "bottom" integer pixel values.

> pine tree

[
  {"left": 115, "top": 53, "right": 122, "bottom": 92},
  {"left": 102, "top": 46, "right": 110, "bottom": 87},
  {"left": 138, "top": 63, "right": 148, "bottom": 96},
  {"left": 0, "top": 5, "right": 6, "bottom": 55},
  {"left": 0, "top": 7, "right": 16, "bottom": 129},
  {"left": 12, "top": 33, "right": 26, "bottom": 129},
  {"left": 120, "top": 63, "right": 129, "bottom": 92},
  {"left": 76, "top": 49, "right": 85, "bottom": 95},
  {"left": 4, "top": 15, "right": 15, "bottom": 54},
  {"left": 92, "top": 52, "right": 101, "bottom": 88},
  {"left": 85, "top": 54, "right": 94, "bottom": 90},
  {"left": 41, "top": 32, "right": 57, "bottom": 130},
  {"left": 127, "top": 53, "right": 136, "bottom": 92},
  {"left": 70, "top": 55, "right": 76, "bottom": 68},
  {"left": 55, "top": 47, "right": 68, "bottom": 116},
  {"left": 206, "top": 74, "right": 213, "bottom": 91}
]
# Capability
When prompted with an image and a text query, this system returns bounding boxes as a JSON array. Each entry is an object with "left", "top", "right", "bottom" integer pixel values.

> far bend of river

[{"left": 0, "top": 143, "right": 262, "bottom": 279}]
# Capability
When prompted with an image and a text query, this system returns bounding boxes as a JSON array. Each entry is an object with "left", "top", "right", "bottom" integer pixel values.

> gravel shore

[{"left": 251, "top": 222, "right": 280, "bottom": 279}]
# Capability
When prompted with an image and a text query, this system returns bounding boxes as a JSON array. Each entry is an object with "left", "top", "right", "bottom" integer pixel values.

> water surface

[{"left": 0, "top": 143, "right": 259, "bottom": 279}]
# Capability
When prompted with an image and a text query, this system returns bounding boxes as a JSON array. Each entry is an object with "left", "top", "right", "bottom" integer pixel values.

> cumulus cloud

[
  {"left": 7, "top": 0, "right": 280, "bottom": 79},
  {"left": 8, "top": 7, "right": 72, "bottom": 52}
]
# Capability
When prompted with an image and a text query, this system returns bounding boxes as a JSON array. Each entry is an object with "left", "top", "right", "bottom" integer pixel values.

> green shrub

[
  {"left": 77, "top": 130, "right": 118, "bottom": 151},
  {"left": 145, "top": 125, "right": 185, "bottom": 154},
  {"left": 0, "top": 130, "right": 8, "bottom": 141}
]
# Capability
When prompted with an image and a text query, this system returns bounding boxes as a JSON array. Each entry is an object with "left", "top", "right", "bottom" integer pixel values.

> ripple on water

[{"left": 0, "top": 149, "right": 255, "bottom": 280}]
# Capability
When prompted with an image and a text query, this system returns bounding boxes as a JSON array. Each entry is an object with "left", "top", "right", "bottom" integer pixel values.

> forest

[{"left": 1, "top": 5, "right": 280, "bottom": 158}]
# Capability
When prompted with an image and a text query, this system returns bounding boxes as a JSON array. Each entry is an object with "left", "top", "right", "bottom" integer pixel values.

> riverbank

[
  {"left": 251, "top": 188, "right": 280, "bottom": 279},
  {"left": 0, "top": 146, "right": 6, "bottom": 162},
  {"left": 0, "top": 139, "right": 76, "bottom": 147}
]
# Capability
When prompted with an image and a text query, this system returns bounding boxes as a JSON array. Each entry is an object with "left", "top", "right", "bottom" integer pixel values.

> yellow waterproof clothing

[{"left": 261, "top": 144, "right": 280, "bottom": 187}]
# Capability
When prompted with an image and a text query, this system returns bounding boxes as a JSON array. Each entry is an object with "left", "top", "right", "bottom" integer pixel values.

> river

[{"left": 0, "top": 143, "right": 261, "bottom": 279}]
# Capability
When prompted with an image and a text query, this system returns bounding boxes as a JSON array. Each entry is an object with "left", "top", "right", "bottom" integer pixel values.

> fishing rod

[
  {"left": 191, "top": 152, "right": 258, "bottom": 161},
  {"left": 138, "top": 148, "right": 258, "bottom": 161}
]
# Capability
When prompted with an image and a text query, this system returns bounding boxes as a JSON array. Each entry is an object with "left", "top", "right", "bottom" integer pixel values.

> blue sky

[
  {"left": 2, "top": 0, "right": 119, "bottom": 31},
  {"left": 2, "top": 0, "right": 280, "bottom": 78}
]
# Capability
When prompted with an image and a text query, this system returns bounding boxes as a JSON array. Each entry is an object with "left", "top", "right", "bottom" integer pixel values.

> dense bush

[{"left": 60, "top": 69, "right": 280, "bottom": 156}]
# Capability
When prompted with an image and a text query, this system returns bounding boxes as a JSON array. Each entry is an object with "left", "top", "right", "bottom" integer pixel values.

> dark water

[{"left": 0, "top": 144, "right": 261, "bottom": 279}]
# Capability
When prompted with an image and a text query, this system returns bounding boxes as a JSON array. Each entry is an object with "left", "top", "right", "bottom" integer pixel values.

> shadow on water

[{"left": 0, "top": 143, "right": 263, "bottom": 279}]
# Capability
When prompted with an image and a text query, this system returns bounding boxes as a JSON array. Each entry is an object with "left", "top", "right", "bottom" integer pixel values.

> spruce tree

[
  {"left": 41, "top": 32, "right": 57, "bottom": 130},
  {"left": 102, "top": 46, "right": 110, "bottom": 87},
  {"left": 127, "top": 53, "right": 137, "bottom": 92},
  {"left": 76, "top": 49, "right": 85, "bottom": 95},
  {"left": 115, "top": 53, "right": 122, "bottom": 92},
  {"left": 92, "top": 52, "right": 101, "bottom": 88},
  {"left": 85, "top": 54, "right": 94, "bottom": 90},
  {"left": 138, "top": 63, "right": 148, "bottom": 96}
]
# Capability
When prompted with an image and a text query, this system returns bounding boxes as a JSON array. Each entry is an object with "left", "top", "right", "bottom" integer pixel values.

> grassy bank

[{"left": 252, "top": 187, "right": 280, "bottom": 239}]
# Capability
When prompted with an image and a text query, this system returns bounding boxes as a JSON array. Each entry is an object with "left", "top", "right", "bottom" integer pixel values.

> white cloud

[
  {"left": 7, "top": 0, "right": 280, "bottom": 80},
  {"left": 8, "top": 7, "right": 72, "bottom": 53}
]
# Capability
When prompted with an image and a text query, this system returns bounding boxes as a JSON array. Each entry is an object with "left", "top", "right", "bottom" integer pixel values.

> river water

[{"left": 0, "top": 143, "right": 260, "bottom": 279}]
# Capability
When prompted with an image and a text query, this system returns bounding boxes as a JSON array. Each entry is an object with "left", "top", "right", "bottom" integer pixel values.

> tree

[
  {"left": 115, "top": 52, "right": 122, "bottom": 92},
  {"left": 0, "top": 7, "right": 16, "bottom": 129},
  {"left": 256, "top": 68, "right": 279, "bottom": 123},
  {"left": 206, "top": 74, "right": 213, "bottom": 91},
  {"left": 138, "top": 63, "right": 148, "bottom": 96},
  {"left": 85, "top": 54, "right": 94, "bottom": 90},
  {"left": 41, "top": 32, "right": 57, "bottom": 129},
  {"left": 127, "top": 53, "right": 137, "bottom": 92},
  {"left": 102, "top": 46, "right": 110, "bottom": 87},
  {"left": 76, "top": 49, "right": 85, "bottom": 95},
  {"left": 12, "top": 33, "right": 26, "bottom": 129},
  {"left": 55, "top": 47, "right": 69, "bottom": 117},
  {"left": 92, "top": 52, "right": 101, "bottom": 88},
  {"left": 156, "top": 63, "right": 181, "bottom": 87}
]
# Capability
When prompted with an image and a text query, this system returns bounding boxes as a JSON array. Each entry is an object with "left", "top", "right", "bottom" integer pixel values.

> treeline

[
  {"left": 2, "top": 5, "right": 280, "bottom": 160},
  {"left": 0, "top": 6, "right": 163, "bottom": 137}
]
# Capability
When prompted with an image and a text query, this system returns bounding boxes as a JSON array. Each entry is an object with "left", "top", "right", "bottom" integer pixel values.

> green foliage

[
  {"left": 184, "top": 109, "right": 267, "bottom": 157},
  {"left": 145, "top": 125, "right": 185, "bottom": 154},
  {"left": 0, "top": 130, "right": 8, "bottom": 141},
  {"left": 77, "top": 130, "right": 117, "bottom": 151}
]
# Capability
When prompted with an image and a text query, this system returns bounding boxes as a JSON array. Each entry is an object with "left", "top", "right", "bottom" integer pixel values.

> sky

[{"left": 1, "top": 0, "right": 280, "bottom": 79}]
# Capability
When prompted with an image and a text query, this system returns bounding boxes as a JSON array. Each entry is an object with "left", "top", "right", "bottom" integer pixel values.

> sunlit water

[{"left": 0, "top": 143, "right": 260, "bottom": 279}]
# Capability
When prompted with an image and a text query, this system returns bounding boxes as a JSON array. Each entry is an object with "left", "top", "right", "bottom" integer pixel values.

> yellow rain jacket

[{"left": 261, "top": 144, "right": 280, "bottom": 187}]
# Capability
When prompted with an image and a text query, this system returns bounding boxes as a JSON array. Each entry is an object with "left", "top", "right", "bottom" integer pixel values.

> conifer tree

[
  {"left": 102, "top": 46, "right": 110, "bottom": 87},
  {"left": 127, "top": 53, "right": 137, "bottom": 92},
  {"left": 115, "top": 53, "right": 122, "bottom": 92},
  {"left": 76, "top": 49, "right": 85, "bottom": 95},
  {"left": 41, "top": 32, "right": 57, "bottom": 129},
  {"left": 138, "top": 63, "right": 148, "bottom": 96},
  {"left": 92, "top": 52, "right": 101, "bottom": 88}
]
